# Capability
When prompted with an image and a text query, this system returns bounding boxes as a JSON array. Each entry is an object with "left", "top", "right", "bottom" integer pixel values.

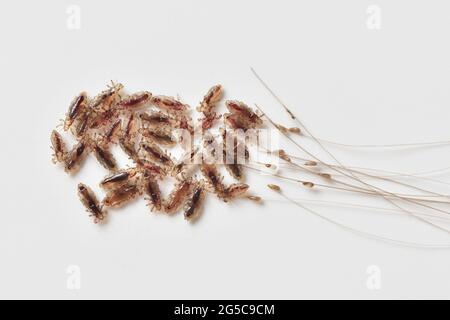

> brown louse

[
  {"left": 51, "top": 130, "right": 67, "bottom": 163},
  {"left": 101, "top": 119, "right": 122, "bottom": 146},
  {"left": 151, "top": 95, "right": 189, "bottom": 114},
  {"left": 89, "top": 82, "right": 123, "bottom": 110},
  {"left": 72, "top": 110, "right": 91, "bottom": 140},
  {"left": 198, "top": 85, "right": 223, "bottom": 112},
  {"left": 184, "top": 181, "right": 205, "bottom": 221},
  {"left": 221, "top": 183, "right": 249, "bottom": 202},
  {"left": 91, "top": 142, "right": 117, "bottom": 171},
  {"left": 64, "top": 92, "right": 88, "bottom": 131},
  {"left": 64, "top": 141, "right": 88, "bottom": 173},
  {"left": 142, "top": 173, "right": 162, "bottom": 212},
  {"left": 119, "top": 137, "right": 138, "bottom": 160},
  {"left": 99, "top": 169, "right": 138, "bottom": 190},
  {"left": 117, "top": 91, "right": 152, "bottom": 109},
  {"left": 200, "top": 164, "right": 226, "bottom": 197},
  {"left": 123, "top": 113, "right": 139, "bottom": 139},
  {"left": 221, "top": 129, "right": 248, "bottom": 180},
  {"left": 139, "top": 111, "right": 174, "bottom": 127},
  {"left": 164, "top": 179, "right": 193, "bottom": 214},
  {"left": 197, "top": 84, "right": 223, "bottom": 130},
  {"left": 140, "top": 127, "right": 177, "bottom": 147},
  {"left": 77, "top": 183, "right": 105, "bottom": 223},
  {"left": 140, "top": 140, "right": 173, "bottom": 167},
  {"left": 225, "top": 100, "right": 263, "bottom": 127},
  {"left": 102, "top": 183, "right": 141, "bottom": 208}
]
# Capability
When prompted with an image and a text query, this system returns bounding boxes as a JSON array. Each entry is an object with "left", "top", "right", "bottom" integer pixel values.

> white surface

[{"left": 1, "top": 0, "right": 450, "bottom": 299}]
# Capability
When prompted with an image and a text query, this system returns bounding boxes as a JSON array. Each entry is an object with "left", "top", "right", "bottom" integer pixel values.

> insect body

[
  {"left": 100, "top": 169, "right": 138, "bottom": 190},
  {"left": 64, "top": 141, "right": 87, "bottom": 173},
  {"left": 65, "top": 92, "right": 88, "bottom": 131},
  {"left": 119, "top": 137, "right": 138, "bottom": 160},
  {"left": 78, "top": 183, "right": 105, "bottom": 223},
  {"left": 139, "top": 111, "right": 173, "bottom": 127},
  {"left": 117, "top": 91, "right": 152, "bottom": 110},
  {"left": 222, "top": 183, "right": 249, "bottom": 201},
  {"left": 200, "top": 164, "right": 226, "bottom": 197},
  {"left": 164, "top": 179, "right": 193, "bottom": 214},
  {"left": 51, "top": 130, "right": 67, "bottom": 163},
  {"left": 72, "top": 110, "right": 91, "bottom": 140},
  {"left": 184, "top": 181, "right": 205, "bottom": 221},
  {"left": 197, "top": 84, "right": 223, "bottom": 113},
  {"left": 103, "top": 183, "right": 141, "bottom": 208},
  {"left": 142, "top": 173, "right": 162, "bottom": 211},
  {"left": 140, "top": 141, "right": 173, "bottom": 167},
  {"left": 198, "top": 85, "right": 223, "bottom": 130},
  {"left": 151, "top": 95, "right": 189, "bottom": 114},
  {"left": 140, "top": 127, "right": 176, "bottom": 147},
  {"left": 91, "top": 143, "right": 117, "bottom": 171},
  {"left": 225, "top": 100, "right": 262, "bottom": 126},
  {"left": 123, "top": 113, "right": 139, "bottom": 139}
]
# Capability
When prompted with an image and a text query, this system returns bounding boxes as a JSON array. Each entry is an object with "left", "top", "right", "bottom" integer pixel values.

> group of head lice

[{"left": 51, "top": 82, "right": 268, "bottom": 223}]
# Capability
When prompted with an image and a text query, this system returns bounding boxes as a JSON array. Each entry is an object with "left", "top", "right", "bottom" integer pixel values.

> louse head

[{"left": 77, "top": 183, "right": 87, "bottom": 193}]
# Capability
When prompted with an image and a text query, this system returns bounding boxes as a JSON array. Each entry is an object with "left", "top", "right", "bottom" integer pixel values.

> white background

[{"left": 1, "top": 0, "right": 450, "bottom": 299}]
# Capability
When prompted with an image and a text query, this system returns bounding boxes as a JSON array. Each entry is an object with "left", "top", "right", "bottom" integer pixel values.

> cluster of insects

[
  {"left": 51, "top": 82, "right": 263, "bottom": 223},
  {"left": 51, "top": 70, "right": 450, "bottom": 248}
]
